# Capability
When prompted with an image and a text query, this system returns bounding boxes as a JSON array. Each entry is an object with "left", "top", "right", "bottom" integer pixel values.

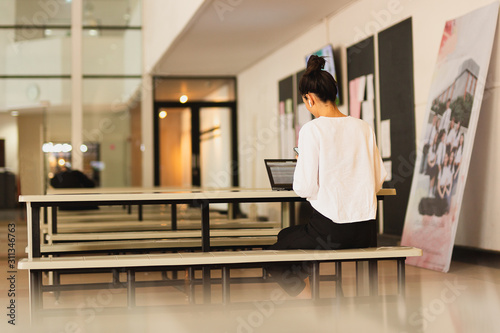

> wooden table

[
  {"left": 20, "top": 188, "right": 395, "bottom": 302},
  {"left": 20, "top": 188, "right": 396, "bottom": 258}
]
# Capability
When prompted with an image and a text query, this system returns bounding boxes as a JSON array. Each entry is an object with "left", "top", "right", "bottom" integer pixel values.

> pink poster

[{"left": 401, "top": 2, "right": 499, "bottom": 272}]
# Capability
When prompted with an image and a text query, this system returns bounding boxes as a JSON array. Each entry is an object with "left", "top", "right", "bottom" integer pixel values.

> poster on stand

[{"left": 401, "top": 2, "right": 499, "bottom": 272}]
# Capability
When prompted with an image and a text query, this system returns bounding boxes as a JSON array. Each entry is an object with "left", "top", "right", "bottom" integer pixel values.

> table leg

[
  {"left": 31, "top": 205, "right": 41, "bottom": 258},
  {"left": 201, "top": 202, "right": 210, "bottom": 252},
  {"left": 42, "top": 207, "right": 48, "bottom": 229},
  {"left": 171, "top": 204, "right": 177, "bottom": 230},
  {"left": 281, "top": 202, "right": 295, "bottom": 228},
  {"left": 51, "top": 206, "right": 58, "bottom": 235},
  {"left": 201, "top": 201, "right": 211, "bottom": 303},
  {"left": 138, "top": 204, "right": 143, "bottom": 221}
]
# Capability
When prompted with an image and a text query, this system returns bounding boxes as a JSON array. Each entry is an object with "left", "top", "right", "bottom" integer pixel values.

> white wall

[
  {"left": 140, "top": 0, "right": 206, "bottom": 187},
  {"left": 142, "top": 0, "right": 206, "bottom": 72},
  {"left": 237, "top": 0, "right": 500, "bottom": 251}
]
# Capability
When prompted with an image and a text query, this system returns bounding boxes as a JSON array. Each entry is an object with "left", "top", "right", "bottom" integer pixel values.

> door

[
  {"left": 199, "top": 106, "right": 232, "bottom": 188},
  {"left": 155, "top": 103, "right": 237, "bottom": 189}
]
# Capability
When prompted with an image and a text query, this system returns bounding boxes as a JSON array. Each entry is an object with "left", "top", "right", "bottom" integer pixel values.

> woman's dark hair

[{"left": 299, "top": 55, "right": 338, "bottom": 104}]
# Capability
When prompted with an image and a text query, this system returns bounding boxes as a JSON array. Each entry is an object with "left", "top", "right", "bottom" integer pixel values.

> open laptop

[{"left": 264, "top": 159, "right": 297, "bottom": 191}]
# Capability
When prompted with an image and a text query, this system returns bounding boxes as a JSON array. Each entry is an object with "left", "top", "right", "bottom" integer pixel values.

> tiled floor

[{"left": 1, "top": 208, "right": 500, "bottom": 333}]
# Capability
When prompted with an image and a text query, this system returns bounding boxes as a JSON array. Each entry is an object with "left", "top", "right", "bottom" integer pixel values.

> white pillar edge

[{"left": 71, "top": 0, "right": 83, "bottom": 171}]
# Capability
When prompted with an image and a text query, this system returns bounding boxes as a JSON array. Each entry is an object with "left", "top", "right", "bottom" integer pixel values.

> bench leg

[
  {"left": 356, "top": 261, "right": 369, "bottom": 296},
  {"left": 29, "top": 270, "right": 43, "bottom": 324},
  {"left": 127, "top": 270, "right": 136, "bottom": 308},
  {"left": 369, "top": 260, "right": 378, "bottom": 296},
  {"left": 113, "top": 269, "right": 120, "bottom": 286},
  {"left": 397, "top": 258, "right": 406, "bottom": 298},
  {"left": 310, "top": 262, "right": 320, "bottom": 300},
  {"left": 222, "top": 267, "right": 230, "bottom": 305},
  {"left": 202, "top": 267, "right": 211, "bottom": 304},
  {"left": 53, "top": 271, "right": 61, "bottom": 301},
  {"left": 188, "top": 268, "right": 195, "bottom": 304},
  {"left": 335, "top": 262, "right": 343, "bottom": 298}
]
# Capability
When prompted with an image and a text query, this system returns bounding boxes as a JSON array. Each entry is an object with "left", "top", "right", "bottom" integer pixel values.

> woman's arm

[
  {"left": 372, "top": 130, "right": 387, "bottom": 192},
  {"left": 293, "top": 124, "right": 320, "bottom": 199}
]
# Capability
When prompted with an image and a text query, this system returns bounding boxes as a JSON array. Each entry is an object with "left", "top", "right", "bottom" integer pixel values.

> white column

[
  {"left": 71, "top": 0, "right": 83, "bottom": 170},
  {"left": 141, "top": 73, "right": 154, "bottom": 187},
  {"left": 141, "top": 1, "right": 154, "bottom": 187}
]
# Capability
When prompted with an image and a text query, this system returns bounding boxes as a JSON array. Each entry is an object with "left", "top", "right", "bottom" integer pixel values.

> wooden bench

[
  {"left": 44, "top": 219, "right": 279, "bottom": 233},
  {"left": 40, "top": 228, "right": 279, "bottom": 255},
  {"left": 19, "top": 246, "right": 422, "bottom": 312},
  {"left": 39, "top": 236, "right": 278, "bottom": 254},
  {"left": 46, "top": 228, "right": 280, "bottom": 242}
]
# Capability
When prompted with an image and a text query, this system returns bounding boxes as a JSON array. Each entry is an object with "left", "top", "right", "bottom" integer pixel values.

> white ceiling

[{"left": 153, "top": 0, "right": 357, "bottom": 76}]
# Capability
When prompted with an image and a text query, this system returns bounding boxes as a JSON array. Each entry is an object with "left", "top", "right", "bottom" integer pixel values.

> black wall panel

[
  {"left": 378, "top": 18, "right": 416, "bottom": 235},
  {"left": 347, "top": 36, "right": 375, "bottom": 82}
]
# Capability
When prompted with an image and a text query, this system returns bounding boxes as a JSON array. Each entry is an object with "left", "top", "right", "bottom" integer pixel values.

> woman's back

[{"left": 293, "top": 116, "right": 385, "bottom": 223}]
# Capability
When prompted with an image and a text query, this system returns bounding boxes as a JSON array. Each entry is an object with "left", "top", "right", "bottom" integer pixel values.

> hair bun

[{"left": 305, "top": 55, "right": 325, "bottom": 74}]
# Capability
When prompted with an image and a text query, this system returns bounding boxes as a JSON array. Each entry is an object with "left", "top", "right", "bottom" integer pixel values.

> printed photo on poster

[{"left": 401, "top": 2, "right": 499, "bottom": 272}]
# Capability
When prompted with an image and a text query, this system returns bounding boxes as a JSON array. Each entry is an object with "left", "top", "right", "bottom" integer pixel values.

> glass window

[
  {"left": 0, "top": 29, "right": 71, "bottom": 75},
  {"left": 82, "top": 78, "right": 141, "bottom": 187},
  {"left": 0, "top": 78, "right": 71, "bottom": 110},
  {"left": 83, "top": 0, "right": 141, "bottom": 27},
  {"left": 1, "top": 0, "right": 143, "bottom": 190},
  {"left": 12, "top": 0, "right": 72, "bottom": 27},
  {"left": 83, "top": 29, "right": 141, "bottom": 76}
]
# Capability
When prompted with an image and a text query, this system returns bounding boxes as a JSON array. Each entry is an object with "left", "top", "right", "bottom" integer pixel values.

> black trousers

[{"left": 267, "top": 208, "right": 375, "bottom": 296}]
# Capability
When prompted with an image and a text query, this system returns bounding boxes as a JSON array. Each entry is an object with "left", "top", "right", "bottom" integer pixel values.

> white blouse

[{"left": 293, "top": 116, "right": 387, "bottom": 223}]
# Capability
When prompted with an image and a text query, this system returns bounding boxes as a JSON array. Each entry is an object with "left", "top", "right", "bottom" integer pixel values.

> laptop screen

[{"left": 264, "top": 159, "right": 296, "bottom": 190}]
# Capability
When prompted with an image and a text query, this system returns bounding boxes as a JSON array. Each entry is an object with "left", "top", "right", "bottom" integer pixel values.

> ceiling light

[
  {"left": 42, "top": 143, "right": 52, "bottom": 153},
  {"left": 179, "top": 95, "right": 188, "bottom": 103},
  {"left": 62, "top": 144, "right": 72, "bottom": 153},
  {"left": 159, "top": 111, "right": 167, "bottom": 119}
]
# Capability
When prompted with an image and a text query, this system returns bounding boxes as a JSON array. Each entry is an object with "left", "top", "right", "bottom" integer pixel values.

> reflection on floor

[{"left": 1, "top": 208, "right": 499, "bottom": 333}]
